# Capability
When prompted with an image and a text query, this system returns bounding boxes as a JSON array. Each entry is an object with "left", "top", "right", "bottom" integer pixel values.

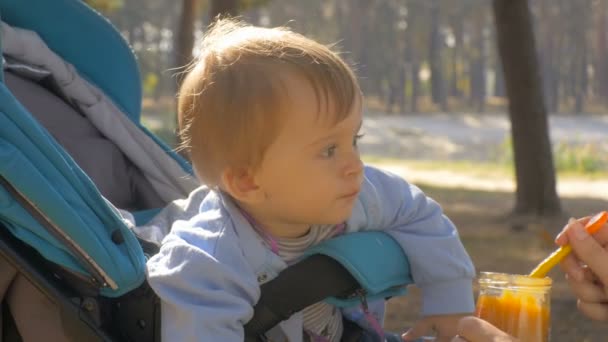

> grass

[
  {"left": 362, "top": 156, "right": 512, "bottom": 176},
  {"left": 494, "top": 137, "right": 608, "bottom": 177}
]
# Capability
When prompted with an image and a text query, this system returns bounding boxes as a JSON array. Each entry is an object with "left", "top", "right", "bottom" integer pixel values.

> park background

[{"left": 88, "top": 0, "right": 608, "bottom": 340}]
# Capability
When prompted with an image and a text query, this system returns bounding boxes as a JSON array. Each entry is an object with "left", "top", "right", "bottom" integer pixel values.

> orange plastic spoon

[{"left": 529, "top": 211, "right": 608, "bottom": 278}]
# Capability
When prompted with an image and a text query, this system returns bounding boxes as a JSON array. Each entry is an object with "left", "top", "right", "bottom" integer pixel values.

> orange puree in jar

[{"left": 476, "top": 272, "right": 551, "bottom": 342}]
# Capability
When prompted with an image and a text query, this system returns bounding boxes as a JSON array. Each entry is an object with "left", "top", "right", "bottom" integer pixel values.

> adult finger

[
  {"left": 402, "top": 319, "right": 433, "bottom": 341},
  {"left": 560, "top": 253, "right": 585, "bottom": 281},
  {"left": 591, "top": 222, "right": 608, "bottom": 246},
  {"left": 558, "top": 216, "right": 608, "bottom": 246},
  {"left": 556, "top": 217, "right": 591, "bottom": 245},
  {"left": 434, "top": 337, "right": 453, "bottom": 342},
  {"left": 450, "top": 336, "right": 467, "bottom": 342},
  {"left": 577, "top": 300, "right": 608, "bottom": 322},
  {"left": 566, "top": 271, "right": 608, "bottom": 303},
  {"left": 566, "top": 221, "right": 608, "bottom": 285},
  {"left": 455, "top": 316, "right": 515, "bottom": 341}
]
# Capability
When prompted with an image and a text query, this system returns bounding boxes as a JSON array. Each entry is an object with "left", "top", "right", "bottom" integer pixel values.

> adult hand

[
  {"left": 449, "top": 316, "right": 517, "bottom": 342},
  {"left": 557, "top": 216, "right": 608, "bottom": 321},
  {"left": 402, "top": 313, "right": 469, "bottom": 342}
]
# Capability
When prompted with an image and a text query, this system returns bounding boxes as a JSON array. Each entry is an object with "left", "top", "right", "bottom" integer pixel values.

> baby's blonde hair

[{"left": 177, "top": 18, "right": 360, "bottom": 185}]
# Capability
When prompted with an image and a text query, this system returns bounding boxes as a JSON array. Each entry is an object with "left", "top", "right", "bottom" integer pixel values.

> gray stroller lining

[
  {"left": 0, "top": 21, "right": 199, "bottom": 207},
  {"left": 4, "top": 69, "right": 165, "bottom": 211}
]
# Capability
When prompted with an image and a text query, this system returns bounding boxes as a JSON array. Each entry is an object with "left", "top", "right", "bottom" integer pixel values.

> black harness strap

[{"left": 244, "top": 254, "right": 361, "bottom": 341}]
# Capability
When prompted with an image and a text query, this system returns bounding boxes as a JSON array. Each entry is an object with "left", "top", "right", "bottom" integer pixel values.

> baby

[{"left": 147, "top": 19, "right": 475, "bottom": 342}]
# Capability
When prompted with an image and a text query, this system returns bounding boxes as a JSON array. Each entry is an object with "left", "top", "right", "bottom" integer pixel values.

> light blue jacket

[{"left": 146, "top": 166, "right": 475, "bottom": 342}]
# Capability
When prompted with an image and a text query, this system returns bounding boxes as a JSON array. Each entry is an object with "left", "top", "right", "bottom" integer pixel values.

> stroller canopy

[{"left": 0, "top": 0, "right": 142, "bottom": 122}]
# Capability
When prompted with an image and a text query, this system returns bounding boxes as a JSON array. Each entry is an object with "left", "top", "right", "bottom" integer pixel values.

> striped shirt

[{"left": 275, "top": 225, "right": 344, "bottom": 342}]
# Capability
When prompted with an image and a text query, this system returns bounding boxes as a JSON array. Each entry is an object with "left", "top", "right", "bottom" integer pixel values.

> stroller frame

[{"left": 0, "top": 175, "right": 160, "bottom": 341}]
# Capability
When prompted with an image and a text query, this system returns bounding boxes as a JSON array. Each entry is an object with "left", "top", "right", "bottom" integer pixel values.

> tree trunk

[
  {"left": 469, "top": 9, "right": 487, "bottom": 112},
  {"left": 574, "top": 46, "right": 586, "bottom": 113},
  {"left": 174, "top": 0, "right": 197, "bottom": 77},
  {"left": 538, "top": 0, "right": 559, "bottom": 113},
  {"left": 209, "top": 0, "right": 238, "bottom": 21},
  {"left": 449, "top": 48, "right": 458, "bottom": 98},
  {"left": 574, "top": 1, "right": 589, "bottom": 113},
  {"left": 597, "top": 1, "right": 608, "bottom": 105},
  {"left": 476, "top": 11, "right": 486, "bottom": 112},
  {"left": 173, "top": 0, "right": 198, "bottom": 150},
  {"left": 347, "top": 0, "right": 372, "bottom": 92},
  {"left": 398, "top": 63, "right": 407, "bottom": 113},
  {"left": 411, "top": 61, "right": 420, "bottom": 113},
  {"left": 492, "top": 0, "right": 561, "bottom": 218},
  {"left": 549, "top": 35, "right": 563, "bottom": 113},
  {"left": 449, "top": 15, "right": 463, "bottom": 98},
  {"left": 571, "top": 8, "right": 587, "bottom": 114},
  {"left": 404, "top": 9, "right": 416, "bottom": 114},
  {"left": 428, "top": 2, "right": 447, "bottom": 111},
  {"left": 494, "top": 57, "right": 505, "bottom": 97},
  {"left": 575, "top": 33, "right": 588, "bottom": 113}
]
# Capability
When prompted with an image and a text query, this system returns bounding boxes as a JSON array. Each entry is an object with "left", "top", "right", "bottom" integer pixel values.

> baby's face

[{"left": 253, "top": 74, "right": 364, "bottom": 236}]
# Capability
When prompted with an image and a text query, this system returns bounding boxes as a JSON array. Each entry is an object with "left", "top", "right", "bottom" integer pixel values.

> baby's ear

[{"left": 220, "top": 167, "right": 264, "bottom": 204}]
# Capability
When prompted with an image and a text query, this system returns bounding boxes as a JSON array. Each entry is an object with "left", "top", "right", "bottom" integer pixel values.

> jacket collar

[{"left": 216, "top": 191, "right": 288, "bottom": 278}]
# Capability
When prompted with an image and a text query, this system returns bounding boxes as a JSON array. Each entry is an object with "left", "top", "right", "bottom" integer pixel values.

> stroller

[{"left": 0, "top": 1, "right": 413, "bottom": 341}]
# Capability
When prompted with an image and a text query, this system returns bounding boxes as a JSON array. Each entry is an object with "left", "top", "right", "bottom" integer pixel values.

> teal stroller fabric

[
  {"left": 0, "top": 82, "right": 144, "bottom": 295},
  {"left": 0, "top": 0, "right": 197, "bottom": 297}
]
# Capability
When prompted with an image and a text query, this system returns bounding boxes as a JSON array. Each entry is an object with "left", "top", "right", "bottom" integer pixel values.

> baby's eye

[
  {"left": 353, "top": 133, "right": 365, "bottom": 148},
  {"left": 321, "top": 144, "right": 337, "bottom": 158}
]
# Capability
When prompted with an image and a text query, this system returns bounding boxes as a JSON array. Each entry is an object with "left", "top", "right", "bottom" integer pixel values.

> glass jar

[{"left": 476, "top": 272, "right": 551, "bottom": 342}]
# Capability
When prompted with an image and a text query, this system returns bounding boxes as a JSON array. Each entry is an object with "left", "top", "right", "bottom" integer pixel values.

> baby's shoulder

[
  {"left": 162, "top": 206, "right": 239, "bottom": 257},
  {"left": 146, "top": 209, "right": 257, "bottom": 292}
]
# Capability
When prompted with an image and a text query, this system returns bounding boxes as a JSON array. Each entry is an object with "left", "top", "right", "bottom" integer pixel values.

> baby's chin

[
  {"left": 320, "top": 212, "right": 354, "bottom": 226},
  {"left": 308, "top": 204, "right": 356, "bottom": 226}
]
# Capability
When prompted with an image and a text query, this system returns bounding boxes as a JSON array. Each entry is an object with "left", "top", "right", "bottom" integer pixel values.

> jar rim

[{"left": 477, "top": 271, "right": 552, "bottom": 288}]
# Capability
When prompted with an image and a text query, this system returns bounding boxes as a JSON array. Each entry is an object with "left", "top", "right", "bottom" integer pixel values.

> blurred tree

[
  {"left": 104, "top": 0, "right": 603, "bottom": 114},
  {"left": 342, "top": 0, "right": 375, "bottom": 93},
  {"left": 469, "top": 6, "right": 487, "bottom": 112},
  {"left": 174, "top": 0, "right": 271, "bottom": 81},
  {"left": 405, "top": 0, "right": 427, "bottom": 113},
  {"left": 447, "top": 8, "right": 464, "bottom": 99},
  {"left": 568, "top": 0, "right": 590, "bottom": 113},
  {"left": 596, "top": 1, "right": 608, "bottom": 106},
  {"left": 209, "top": 0, "right": 238, "bottom": 20},
  {"left": 428, "top": 0, "right": 447, "bottom": 111},
  {"left": 537, "top": 0, "right": 559, "bottom": 113},
  {"left": 209, "top": 0, "right": 271, "bottom": 20},
  {"left": 492, "top": 0, "right": 561, "bottom": 219},
  {"left": 85, "top": 0, "right": 123, "bottom": 13},
  {"left": 175, "top": 0, "right": 198, "bottom": 79}
]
